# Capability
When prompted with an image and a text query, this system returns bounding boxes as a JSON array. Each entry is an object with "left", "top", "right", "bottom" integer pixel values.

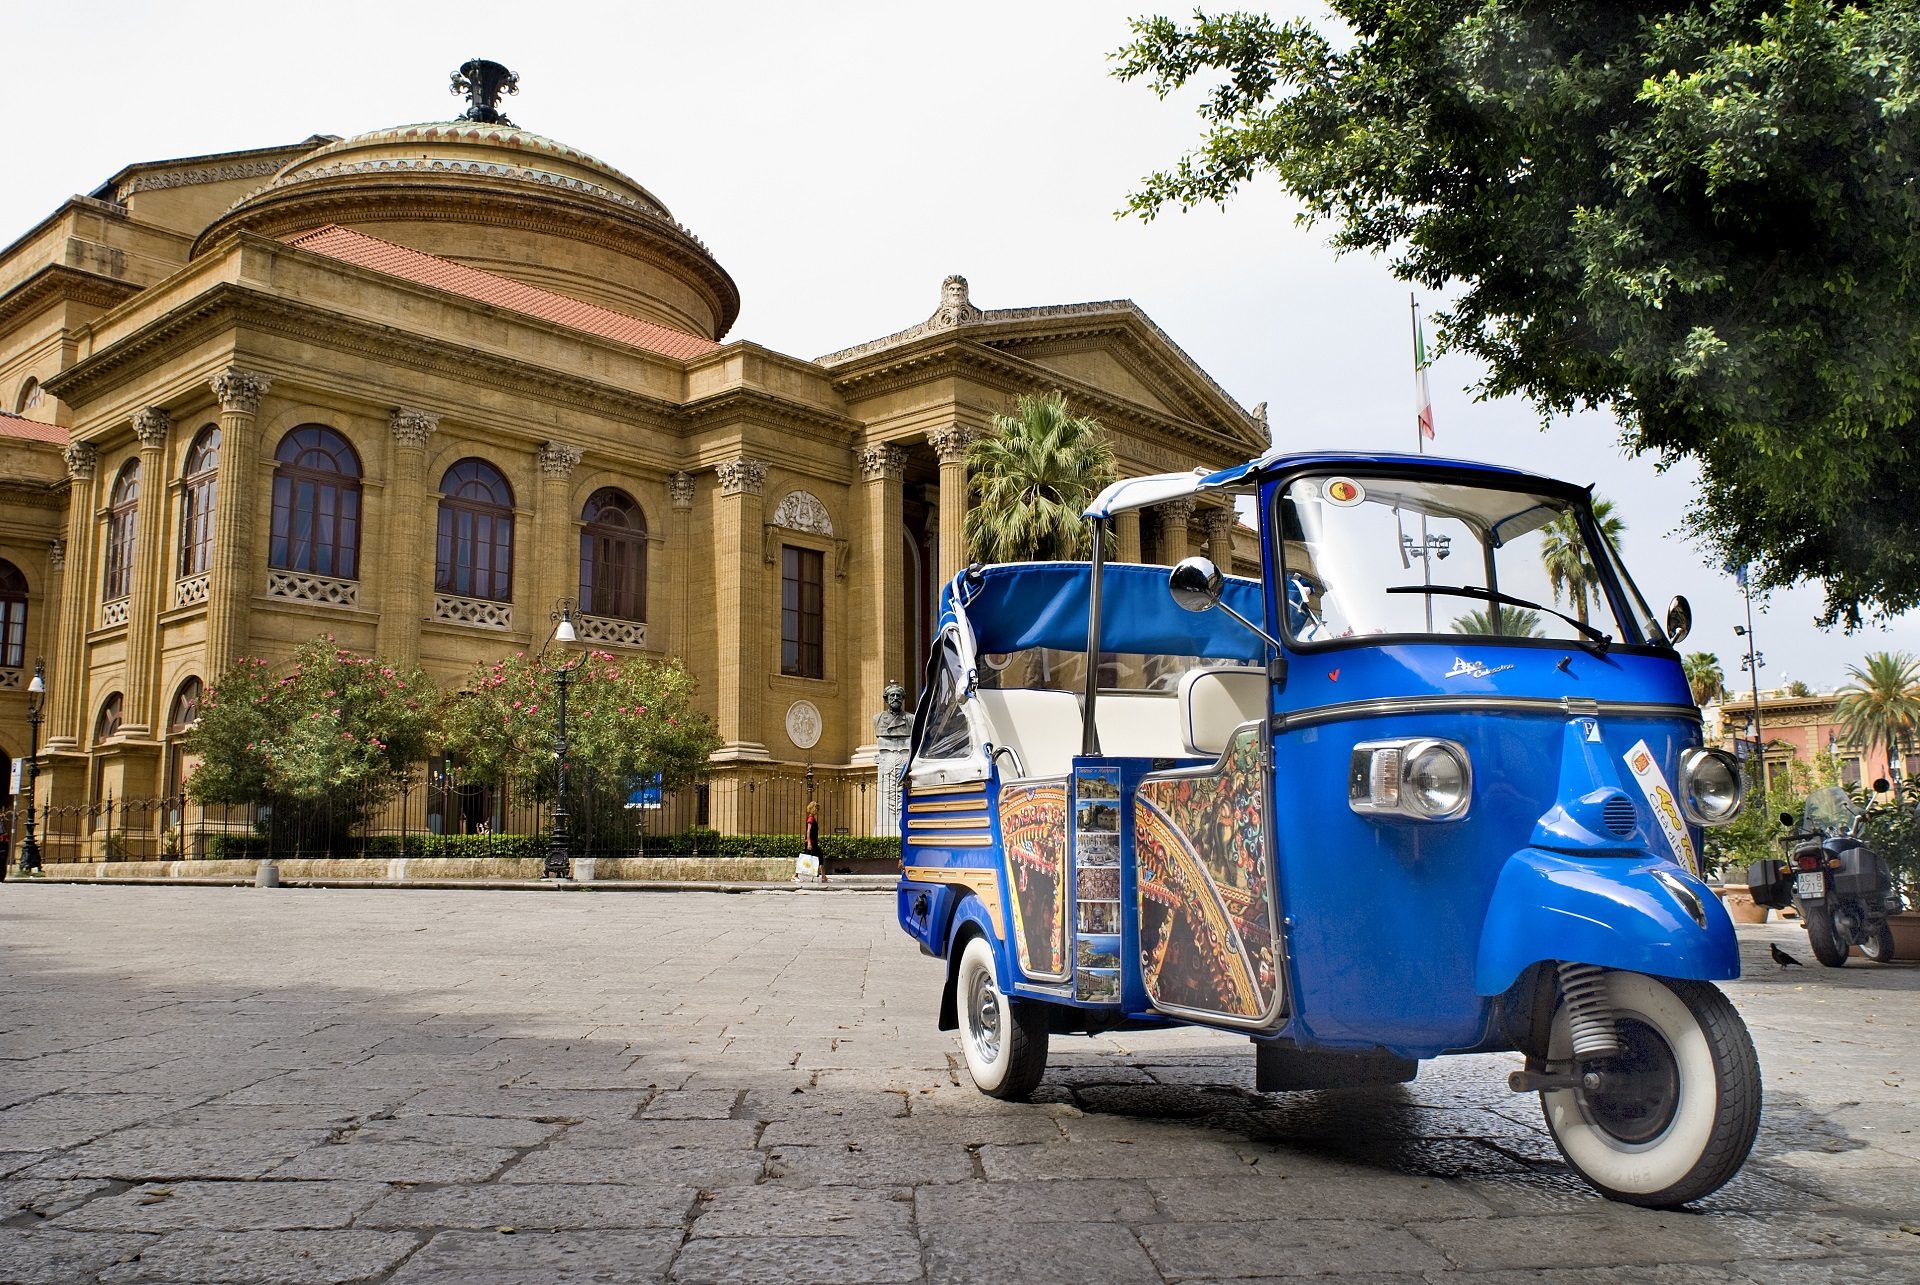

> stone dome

[{"left": 194, "top": 121, "right": 739, "bottom": 341}]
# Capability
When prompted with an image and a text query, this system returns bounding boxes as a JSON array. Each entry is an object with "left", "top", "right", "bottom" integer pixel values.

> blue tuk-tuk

[{"left": 894, "top": 450, "right": 1757, "bottom": 1208}]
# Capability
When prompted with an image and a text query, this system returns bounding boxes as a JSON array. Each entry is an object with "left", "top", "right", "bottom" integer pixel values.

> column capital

[
  {"left": 210, "top": 369, "right": 272, "bottom": 414},
  {"left": 131, "top": 407, "right": 171, "bottom": 448},
  {"left": 1159, "top": 498, "right": 1197, "bottom": 523},
  {"left": 48, "top": 537, "right": 65, "bottom": 571},
  {"left": 857, "top": 443, "right": 906, "bottom": 482},
  {"left": 536, "top": 440, "right": 584, "bottom": 478},
  {"left": 928, "top": 425, "right": 980, "bottom": 464},
  {"left": 63, "top": 443, "right": 98, "bottom": 480},
  {"left": 1200, "top": 507, "right": 1235, "bottom": 539},
  {"left": 388, "top": 408, "right": 440, "bottom": 449},
  {"left": 669, "top": 470, "right": 696, "bottom": 509},
  {"left": 716, "top": 457, "right": 767, "bottom": 498}
]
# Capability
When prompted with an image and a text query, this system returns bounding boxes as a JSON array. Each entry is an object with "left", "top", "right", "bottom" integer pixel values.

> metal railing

[{"left": 6, "top": 762, "right": 888, "bottom": 864}]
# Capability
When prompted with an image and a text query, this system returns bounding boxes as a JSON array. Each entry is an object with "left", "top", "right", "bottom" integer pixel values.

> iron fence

[{"left": 6, "top": 761, "right": 886, "bottom": 864}]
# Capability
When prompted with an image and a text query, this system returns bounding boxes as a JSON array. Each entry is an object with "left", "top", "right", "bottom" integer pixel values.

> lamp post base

[{"left": 543, "top": 848, "right": 572, "bottom": 880}]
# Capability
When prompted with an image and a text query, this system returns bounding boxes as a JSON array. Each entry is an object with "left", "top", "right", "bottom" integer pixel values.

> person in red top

[{"left": 803, "top": 802, "right": 824, "bottom": 883}]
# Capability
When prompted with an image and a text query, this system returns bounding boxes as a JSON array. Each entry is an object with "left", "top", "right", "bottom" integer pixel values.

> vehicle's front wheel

[
  {"left": 1804, "top": 904, "right": 1850, "bottom": 967},
  {"left": 955, "top": 935, "right": 1048, "bottom": 1100},
  {"left": 1540, "top": 971, "right": 1760, "bottom": 1208},
  {"left": 1860, "top": 919, "right": 1896, "bottom": 964}
]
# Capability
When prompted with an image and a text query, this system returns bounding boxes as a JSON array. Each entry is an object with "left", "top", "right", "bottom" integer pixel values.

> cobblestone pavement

[{"left": 1, "top": 885, "right": 1915, "bottom": 1284}]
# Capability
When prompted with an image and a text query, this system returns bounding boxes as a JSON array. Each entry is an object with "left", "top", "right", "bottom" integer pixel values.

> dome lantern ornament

[{"left": 450, "top": 58, "right": 519, "bottom": 124}]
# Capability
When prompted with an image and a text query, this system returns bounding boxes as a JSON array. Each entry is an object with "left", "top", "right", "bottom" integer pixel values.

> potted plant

[{"left": 1863, "top": 777, "right": 1920, "bottom": 959}]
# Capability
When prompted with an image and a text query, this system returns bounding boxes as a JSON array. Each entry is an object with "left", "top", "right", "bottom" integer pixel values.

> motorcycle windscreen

[{"left": 1133, "top": 726, "right": 1284, "bottom": 1026}]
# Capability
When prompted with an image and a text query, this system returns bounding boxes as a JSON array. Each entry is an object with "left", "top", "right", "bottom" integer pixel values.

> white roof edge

[{"left": 1084, "top": 470, "right": 1212, "bottom": 519}]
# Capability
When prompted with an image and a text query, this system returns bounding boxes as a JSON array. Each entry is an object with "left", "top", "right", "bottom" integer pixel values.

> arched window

[
  {"left": 579, "top": 488, "right": 647, "bottom": 621},
  {"left": 179, "top": 425, "right": 220, "bottom": 577},
  {"left": 94, "top": 692, "right": 124, "bottom": 744},
  {"left": 103, "top": 460, "right": 140, "bottom": 602},
  {"left": 270, "top": 426, "right": 362, "bottom": 578},
  {"left": 15, "top": 377, "right": 43, "bottom": 415},
  {"left": 0, "top": 559, "right": 26, "bottom": 669},
  {"left": 168, "top": 677, "right": 203, "bottom": 731},
  {"left": 164, "top": 677, "right": 203, "bottom": 803},
  {"left": 435, "top": 459, "right": 514, "bottom": 602}
]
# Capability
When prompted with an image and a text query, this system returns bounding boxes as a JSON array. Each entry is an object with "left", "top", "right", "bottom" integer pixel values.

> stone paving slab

[{"left": 1, "top": 884, "right": 1917, "bottom": 1283}]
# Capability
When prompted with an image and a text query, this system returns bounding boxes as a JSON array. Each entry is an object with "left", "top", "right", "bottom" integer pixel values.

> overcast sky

[{"left": 7, "top": 0, "right": 1915, "bottom": 690}]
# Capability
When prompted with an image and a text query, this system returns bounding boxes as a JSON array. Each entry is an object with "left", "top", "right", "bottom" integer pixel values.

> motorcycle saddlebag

[
  {"left": 1746, "top": 858, "right": 1793, "bottom": 909},
  {"left": 1831, "top": 845, "right": 1884, "bottom": 901}
]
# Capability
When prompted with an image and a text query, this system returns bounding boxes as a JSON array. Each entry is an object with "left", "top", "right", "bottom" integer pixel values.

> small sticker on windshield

[{"left": 1324, "top": 478, "right": 1365, "bottom": 506}]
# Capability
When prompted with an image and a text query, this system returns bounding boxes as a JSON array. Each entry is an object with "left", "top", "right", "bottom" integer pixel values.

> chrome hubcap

[{"left": 967, "top": 967, "right": 1003, "bottom": 1065}]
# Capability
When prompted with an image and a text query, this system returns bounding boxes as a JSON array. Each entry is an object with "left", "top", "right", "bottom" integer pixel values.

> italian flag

[{"left": 1413, "top": 301, "right": 1435, "bottom": 441}]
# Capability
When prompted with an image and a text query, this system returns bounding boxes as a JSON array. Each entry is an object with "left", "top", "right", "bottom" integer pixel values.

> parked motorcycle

[{"left": 1748, "top": 780, "right": 1901, "bottom": 965}]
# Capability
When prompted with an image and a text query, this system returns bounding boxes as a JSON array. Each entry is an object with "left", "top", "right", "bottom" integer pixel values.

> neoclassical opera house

[{"left": 0, "top": 63, "right": 1265, "bottom": 850}]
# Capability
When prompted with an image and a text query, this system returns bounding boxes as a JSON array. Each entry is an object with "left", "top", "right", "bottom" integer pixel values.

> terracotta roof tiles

[
  {"left": 0, "top": 409, "right": 68, "bottom": 447},
  {"left": 284, "top": 224, "right": 721, "bottom": 362}
]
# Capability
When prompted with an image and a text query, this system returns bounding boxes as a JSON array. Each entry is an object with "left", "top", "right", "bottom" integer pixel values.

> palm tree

[
  {"left": 1832, "top": 651, "right": 1920, "bottom": 777},
  {"left": 1450, "top": 606, "right": 1545, "bottom": 637},
  {"left": 964, "top": 391, "right": 1117, "bottom": 564},
  {"left": 1539, "top": 497, "right": 1625, "bottom": 627},
  {"left": 1682, "top": 652, "right": 1724, "bottom": 707}
]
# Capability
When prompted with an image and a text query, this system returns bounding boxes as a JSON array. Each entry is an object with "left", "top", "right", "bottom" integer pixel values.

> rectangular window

[{"left": 781, "top": 545, "right": 824, "bottom": 678}]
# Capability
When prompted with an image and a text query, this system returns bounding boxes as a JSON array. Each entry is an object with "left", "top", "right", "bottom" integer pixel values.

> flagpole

[
  {"left": 1411, "top": 293, "right": 1423, "bottom": 456},
  {"left": 1412, "top": 294, "right": 1433, "bottom": 628}
]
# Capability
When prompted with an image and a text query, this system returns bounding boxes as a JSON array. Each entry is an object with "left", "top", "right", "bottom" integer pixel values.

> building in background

[
  {"left": 0, "top": 64, "right": 1265, "bottom": 855},
  {"left": 1707, "top": 688, "right": 1916, "bottom": 790}
]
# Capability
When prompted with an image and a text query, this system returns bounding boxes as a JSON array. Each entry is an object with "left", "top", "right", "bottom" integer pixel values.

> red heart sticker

[{"left": 1328, "top": 669, "right": 1340, "bottom": 682}]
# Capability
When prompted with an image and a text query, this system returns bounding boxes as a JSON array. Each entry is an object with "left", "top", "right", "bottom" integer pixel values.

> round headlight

[
  {"left": 1404, "top": 741, "right": 1471, "bottom": 819},
  {"left": 1679, "top": 747, "right": 1744, "bottom": 826}
]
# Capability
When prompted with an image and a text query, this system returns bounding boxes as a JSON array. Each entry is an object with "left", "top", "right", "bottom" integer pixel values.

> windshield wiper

[{"left": 1386, "top": 584, "right": 1613, "bottom": 655}]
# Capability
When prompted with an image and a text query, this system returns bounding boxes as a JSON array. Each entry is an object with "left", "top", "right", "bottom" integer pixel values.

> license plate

[{"left": 1795, "top": 872, "right": 1826, "bottom": 900}]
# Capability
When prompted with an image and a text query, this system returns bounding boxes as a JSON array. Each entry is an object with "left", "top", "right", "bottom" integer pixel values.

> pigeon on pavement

[{"left": 1770, "top": 942, "right": 1803, "bottom": 967}]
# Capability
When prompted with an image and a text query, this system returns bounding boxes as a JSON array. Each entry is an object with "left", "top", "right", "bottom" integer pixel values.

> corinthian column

[
  {"left": 854, "top": 443, "right": 906, "bottom": 763},
  {"left": 122, "top": 408, "right": 171, "bottom": 735},
  {"left": 667, "top": 470, "right": 695, "bottom": 660},
  {"left": 47, "top": 446, "right": 96, "bottom": 748},
  {"left": 1202, "top": 506, "right": 1236, "bottom": 572},
  {"left": 377, "top": 409, "right": 438, "bottom": 663},
  {"left": 928, "top": 425, "right": 978, "bottom": 584},
  {"left": 205, "top": 370, "right": 270, "bottom": 677},
  {"left": 533, "top": 440, "right": 582, "bottom": 628},
  {"left": 711, "top": 457, "right": 769, "bottom": 765},
  {"left": 1156, "top": 499, "right": 1196, "bottom": 566}
]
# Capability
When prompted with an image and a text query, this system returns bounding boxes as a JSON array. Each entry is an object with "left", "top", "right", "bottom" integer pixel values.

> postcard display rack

[{"left": 1072, "top": 765, "right": 1123, "bottom": 1003}]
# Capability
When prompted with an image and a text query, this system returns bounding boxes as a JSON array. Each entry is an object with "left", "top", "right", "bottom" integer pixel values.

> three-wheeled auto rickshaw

[{"left": 894, "top": 450, "right": 1758, "bottom": 1208}]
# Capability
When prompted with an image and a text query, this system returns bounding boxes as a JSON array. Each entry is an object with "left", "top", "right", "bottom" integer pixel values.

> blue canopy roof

[
  {"left": 943, "top": 562, "right": 1266, "bottom": 661},
  {"left": 1083, "top": 449, "right": 1571, "bottom": 518}
]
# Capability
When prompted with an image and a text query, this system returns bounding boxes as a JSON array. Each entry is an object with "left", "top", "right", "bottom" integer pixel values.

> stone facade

[{"left": 0, "top": 89, "right": 1264, "bottom": 851}]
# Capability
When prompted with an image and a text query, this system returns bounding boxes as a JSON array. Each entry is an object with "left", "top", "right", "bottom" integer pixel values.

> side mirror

[
  {"left": 1665, "top": 595, "right": 1692, "bottom": 645},
  {"left": 1169, "top": 557, "right": 1223, "bottom": 614},
  {"left": 1873, "top": 777, "right": 1891, "bottom": 794},
  {"left": 1779, "top": 812, "right": 1795, "bottom": 829}
]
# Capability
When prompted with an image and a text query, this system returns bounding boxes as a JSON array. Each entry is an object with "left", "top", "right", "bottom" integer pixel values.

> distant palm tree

[
  {"left": 1450, "top": 606, "right": 1544, "bottom": 637},
  {"left": 1832, "top": 651, "right": 1920, "bottom": 775},
  {"left": 964, "top": 391, "right": 1117, "bottom": 564},
  {"left": 1682, "top": 652, "right": 1724, "bottom": 706},
  {"left": 1539, "top": 498, "right": 1625, "bottom": 627}
]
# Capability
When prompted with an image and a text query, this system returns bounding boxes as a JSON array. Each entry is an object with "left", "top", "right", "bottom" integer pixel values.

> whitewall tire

[
  {"left": 1541, "top": 970, "right": 1760, "bottom": 1208},
  {"left": 956, "top": 934, "right": 1048, "bottom": 1100}
]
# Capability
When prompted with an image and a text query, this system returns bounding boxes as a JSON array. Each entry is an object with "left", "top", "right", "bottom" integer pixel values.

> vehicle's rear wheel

[
  {"left": 1860, "top": 919, "right": 1896, "bottom": 964},
  {"left": 1540, "top": 971, "right": 1760, "bottom": 1208},
  {"left": 1804, "top": 904, "right": 1850, "bottom": 967},
  {"left": 956, "top": 935, "right": 1048, "bottom": 1100}
]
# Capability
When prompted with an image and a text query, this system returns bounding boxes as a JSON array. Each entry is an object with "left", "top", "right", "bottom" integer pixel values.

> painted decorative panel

[
  {"left": 999, "top": 782, "right": 1068, "bottom": 980},
  {"left": 1134, "top": 726, "right": 1278, "bottom": 1020}
]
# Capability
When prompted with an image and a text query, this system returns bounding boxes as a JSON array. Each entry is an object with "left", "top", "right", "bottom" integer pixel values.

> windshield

[
  {"left": 1274, "top": 473, "right": 1640, "bottom": 648},
  {"left": 1798, "top": 787, "right": 1860, "bottom": 838}
]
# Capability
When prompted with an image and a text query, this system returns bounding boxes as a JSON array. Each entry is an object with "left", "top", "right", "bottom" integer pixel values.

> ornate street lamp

[
  {"left": 16, "top": 658, "right": 45, "bottom": 875},
  {"left": 540, "top": 598, "right": 587, "bottom": 879}
]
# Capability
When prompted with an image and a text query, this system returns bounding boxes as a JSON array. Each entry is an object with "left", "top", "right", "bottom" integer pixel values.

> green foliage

[
  {"left": 1115, "top": 3, "right": 1920, "bottom": 626},
  {"left": 1703, "top": 755, "right": 1809, "bottom": 882},
  {"left": 965, "top": 392, "right": 1118, "bottom": 564},
  {"left": 1862, "top": 777, "right": 1920, "bottom": 903},
  {"left": 439, "top": 649, "right": 721, "bottom": 818},
  {"left": 1832, "top": 650, "right": 1920, "bottom": 767},
  {"left": 1449, "top": 605, "right": 1544, "bottom": 636},
  {"left": 1682, "top": 651, "right": 1724, "bottom": 706},
  {"left": 187, "top": 638, "right": 438, "bottom": 809},
  {"left": 1539, "top": 500, "right": 1625, "bottom": 628}
]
